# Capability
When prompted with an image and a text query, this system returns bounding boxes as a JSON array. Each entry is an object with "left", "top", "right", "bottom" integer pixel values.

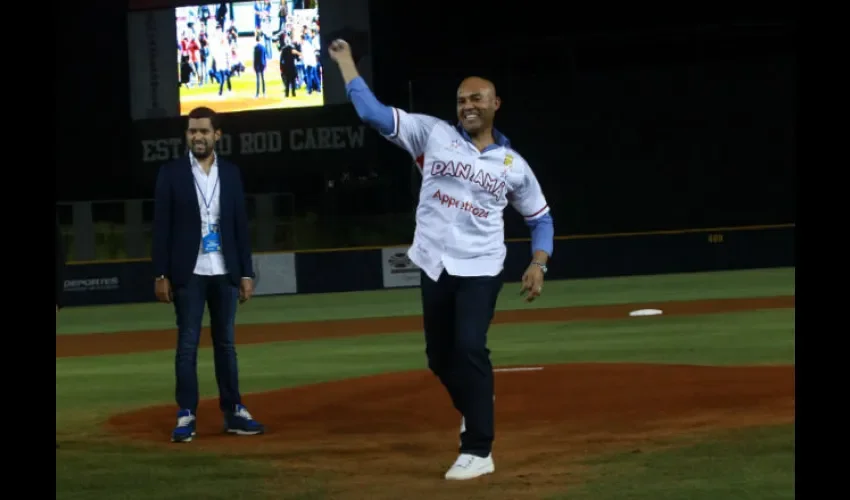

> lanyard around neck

[{"left": 194, "top": 175, "right": 219, "bottom": 213}]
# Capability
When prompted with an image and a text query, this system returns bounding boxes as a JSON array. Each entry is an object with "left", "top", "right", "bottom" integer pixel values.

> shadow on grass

[{"left": 56, "top": 439, "right": 330, "bottom": 500}]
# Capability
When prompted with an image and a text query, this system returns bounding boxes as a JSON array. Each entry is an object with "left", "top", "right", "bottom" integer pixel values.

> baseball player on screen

[{"left": 329, "top": 40, "right": 555, "bottom": 481}]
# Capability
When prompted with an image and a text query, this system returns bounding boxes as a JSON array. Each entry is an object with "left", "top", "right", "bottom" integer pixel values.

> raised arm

[
  {"left": 329, "top": 40, "right": 394, "bottom": 134},
  {"left": 328, "top": 39, "right": 441, "bottom": 160},
  {"left": 345, "top": 77, "right": 394, "bottom": 135}
]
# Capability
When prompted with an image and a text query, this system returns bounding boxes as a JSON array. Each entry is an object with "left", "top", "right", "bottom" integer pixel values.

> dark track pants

[{"left": 420, "top": 270, "right": 503, "bottom": 458}]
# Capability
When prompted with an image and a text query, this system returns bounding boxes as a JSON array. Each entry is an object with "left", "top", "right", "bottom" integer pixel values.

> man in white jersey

[{"left": 329, "top": 39, "right": 554, "bottom": 481}]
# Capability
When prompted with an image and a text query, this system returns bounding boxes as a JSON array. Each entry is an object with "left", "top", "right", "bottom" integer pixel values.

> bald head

[
  {"left": 456, "top": 76, "right": 501, "bottom": 137},
  {"left": 458, "top": 76, "right": 497, "bottom": 97}
]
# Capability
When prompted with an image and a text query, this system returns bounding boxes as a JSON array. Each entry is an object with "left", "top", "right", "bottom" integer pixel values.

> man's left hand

[
  {"left": 239, "top": 278, "right": 254, "bottom": 304},
  {"left": 520, "top": 264, "right": 545, "bottom": 302}
]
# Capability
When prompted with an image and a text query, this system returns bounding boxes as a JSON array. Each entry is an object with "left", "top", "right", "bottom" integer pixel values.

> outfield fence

[
  {"left": 55, "top": 200, "right": 796, "bottom": 307},
  {"left": 56, "top": 193, "right": 417, "bottom": 262}
]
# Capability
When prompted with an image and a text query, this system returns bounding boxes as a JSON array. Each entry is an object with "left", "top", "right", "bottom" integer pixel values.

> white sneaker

[{"left": 445, "top": 453, "right": 495, "bottom": 480}]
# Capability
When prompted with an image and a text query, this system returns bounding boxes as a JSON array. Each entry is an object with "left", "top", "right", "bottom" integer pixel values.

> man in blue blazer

[{"left": 153, "top": 106, "right": 265, "bottom": 443}]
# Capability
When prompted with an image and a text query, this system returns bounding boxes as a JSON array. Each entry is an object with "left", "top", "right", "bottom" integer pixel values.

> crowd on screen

[{"left": 177, "top": 1, "right": 322, "bottom": 97}]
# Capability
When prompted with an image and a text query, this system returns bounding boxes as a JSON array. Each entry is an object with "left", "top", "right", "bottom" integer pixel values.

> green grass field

[{"left": 56, "top": 267, "right": 795, "bottom": 499}]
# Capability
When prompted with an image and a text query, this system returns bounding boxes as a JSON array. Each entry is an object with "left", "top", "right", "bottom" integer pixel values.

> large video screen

[
  {"left": 128, "top": 0, "right": 371, "bottom": 121},
  {"left": 176, "top": 1, "right": 323, "bottom": 115}
]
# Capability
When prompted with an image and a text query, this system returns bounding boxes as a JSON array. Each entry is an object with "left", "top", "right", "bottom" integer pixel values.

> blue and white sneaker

[
  {"left": 171, "top": 409, "right": 196, "bottom": 443},
  {"left": 224, "top": 404, "right": 265, "bottom": 435}
]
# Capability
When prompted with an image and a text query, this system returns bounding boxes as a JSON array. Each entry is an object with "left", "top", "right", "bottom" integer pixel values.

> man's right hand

[
  {"left": 155, "top": 278, "right": 173, "bottom": 303},
  {"left": 328, "top": 39, "right": 352, "bottom": 64},
  {"left": 328, "top": 39, "right": 361, "bottom": 84}
]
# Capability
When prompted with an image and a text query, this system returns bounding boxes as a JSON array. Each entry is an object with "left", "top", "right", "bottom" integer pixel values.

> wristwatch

[{"left": 532, "top": 261, "right": 548, "bottom": 274}]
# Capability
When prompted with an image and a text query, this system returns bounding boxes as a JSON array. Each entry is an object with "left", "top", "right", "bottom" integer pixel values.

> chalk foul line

[{"left": 494, "top": 366, "right": 544, "bottom": 373}]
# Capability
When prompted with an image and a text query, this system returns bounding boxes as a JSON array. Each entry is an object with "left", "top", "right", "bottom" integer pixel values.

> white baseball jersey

[{"left": 382, "top": 107, "right": 550, "bottom": 282}]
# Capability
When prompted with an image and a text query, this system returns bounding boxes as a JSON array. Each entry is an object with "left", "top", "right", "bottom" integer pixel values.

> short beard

[{"left": 192, "top": 145, "right": 214, "bottom": 160}]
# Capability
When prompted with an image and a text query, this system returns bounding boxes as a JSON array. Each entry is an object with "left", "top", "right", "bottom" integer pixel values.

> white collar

[{"left": 189, "top": 151, "right": 218, "bottom": 172}]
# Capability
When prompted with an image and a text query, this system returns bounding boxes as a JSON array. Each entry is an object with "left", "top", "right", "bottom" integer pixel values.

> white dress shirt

[
  {"left": 301, "top": 38, "right": 317, "bottom": 66},
  {"left": 190, "top": 152, "right": 228, "bottom": 276}
]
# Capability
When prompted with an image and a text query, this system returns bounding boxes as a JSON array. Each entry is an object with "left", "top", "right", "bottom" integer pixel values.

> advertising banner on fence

[
  {"left": 62, "top": 261, "right": 156, "bottom": 307},
  {"left": 381, "top": 247, "right": 421, "bottom": 288},
  {"left": 252, "top": 253, "right": 298, "bottom": 296}
]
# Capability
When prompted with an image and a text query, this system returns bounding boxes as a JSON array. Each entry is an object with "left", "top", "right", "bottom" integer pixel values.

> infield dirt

[{"left": 64, "top": 296, "right": 795, "bottom": 499}]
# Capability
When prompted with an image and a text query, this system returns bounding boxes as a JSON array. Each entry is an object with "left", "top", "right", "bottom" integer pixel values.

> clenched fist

[{"left": 328, "top": 39, "right": 352, "bottom": 63}]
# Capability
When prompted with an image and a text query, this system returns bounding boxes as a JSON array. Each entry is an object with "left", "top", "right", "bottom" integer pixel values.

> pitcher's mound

[
  {"left": 105, "top": 363, "right": 794, "bottom": 498},
  {"left": 107, "top": 363, "right": 793, "bottom": 454}
]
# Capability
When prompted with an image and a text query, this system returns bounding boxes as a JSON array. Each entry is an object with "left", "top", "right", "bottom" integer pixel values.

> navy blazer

[{"left": 152, "top": 156, "right": 254, "bottom": 287}]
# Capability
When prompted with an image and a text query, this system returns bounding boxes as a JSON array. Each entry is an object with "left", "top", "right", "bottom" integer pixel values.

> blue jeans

[
  {"left": 218, "top": 69, "right": 232, "bottom": 95},
  {"left": 173, "top": 274, "right": 242, "bottom": 413},
  {"left": 255, "top": 69, "right": 266, "bottom": 96},
  {"left": 295, "top": 62, "right": 304, "bottom": 87},
  {"left": 304, "top": 65, "right": 319, "bottom": 94}
]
